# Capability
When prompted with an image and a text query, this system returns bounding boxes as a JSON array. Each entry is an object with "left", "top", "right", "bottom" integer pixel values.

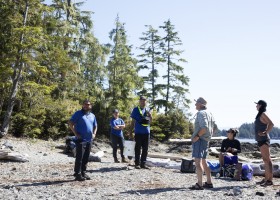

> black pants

[
  {"left": 135, "top": 134, "right": 149, "bottom": 166},
  {"left": 74, "top": 141, "right": 92, "bottom": 175},
  {"left": 111, "top": 134, "right": 124, "bottom": 159}
]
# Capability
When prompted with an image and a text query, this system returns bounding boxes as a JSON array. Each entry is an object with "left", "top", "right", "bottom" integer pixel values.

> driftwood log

[
  {"left": 148, "top": 153, "right": 183, "bottom": 161},
  {"left": 0, "top": 149, "right": 29, "bottom": 162},
  {"left": 208, "top": 146, "right": 280, "bottom": 164}
]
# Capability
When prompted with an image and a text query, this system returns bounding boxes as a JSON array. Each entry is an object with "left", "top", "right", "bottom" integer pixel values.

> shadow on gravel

[
  {"left": 14, "top": 179, "right": 75, "bottom": 188},
  {"left": 87, "top": 167, "right": 126, "bottom": 173},
  {"left": 209, "top": 185, "right": 251, "bottom": 191},
  {"left": 121, "top": 187, "right": 186, "bottom": 195}
]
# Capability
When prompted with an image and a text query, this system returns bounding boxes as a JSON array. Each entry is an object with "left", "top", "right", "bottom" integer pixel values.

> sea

[{"left": 237, "top": 138, "right": 280, "bottom": 144}]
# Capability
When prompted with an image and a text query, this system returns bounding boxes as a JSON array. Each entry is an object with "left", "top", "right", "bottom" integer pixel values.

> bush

[{"left": 151, "top": 109, "right": 191, "bottom": 141}]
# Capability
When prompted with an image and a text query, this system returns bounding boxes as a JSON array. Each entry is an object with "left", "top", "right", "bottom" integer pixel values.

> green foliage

[
  {"left": 138, "top": 25, "right": 164, "bottom": 106},
  {"left": 159, "top": 19, "right": 189, "bottom": 114},
  {"left": 0, "top": 1, "right": 195, "bottom": 140},
  {"left": 151, "top": 109, "right": 191, "bottom": 141},
  {"left": 12, "top": 110, "right": 46, "bottom": 138},
  {"left": 11, "top": 98, "right": 80, "bottom": 139},
  {"left": 138, "top": 20, "right": 190, "bottom": 113}
]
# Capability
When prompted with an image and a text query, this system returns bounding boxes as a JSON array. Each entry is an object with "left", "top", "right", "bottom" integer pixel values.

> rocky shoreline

[{"left": 0, "top": 136, "right": 279, "bottom": 200}]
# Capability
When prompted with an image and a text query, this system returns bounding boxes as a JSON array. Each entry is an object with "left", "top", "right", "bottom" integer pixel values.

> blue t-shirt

[
  {"left": 110, "top": 117, "right": 125, "bottom": 137},
  {"left": 130, "top": 106, "right": 150, "bottom": 134},
  {"left": 70, "top": 110, "right": 97, "bottom": 142}
]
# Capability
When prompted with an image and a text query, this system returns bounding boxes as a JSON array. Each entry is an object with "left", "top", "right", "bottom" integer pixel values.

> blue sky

[{"left": 57, "top": 0, "right": 280, "bottom": 129}]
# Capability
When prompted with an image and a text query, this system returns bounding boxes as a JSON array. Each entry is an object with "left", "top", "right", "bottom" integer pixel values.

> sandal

[
  {"left": 260, "top": 180, "right": 273, "bottom": 187},
  {"left": 203, "top": 182, "right": 214, "bottom": 188},
  {"left": 189, "top": 183, "right": 204, "bottom": 190}
]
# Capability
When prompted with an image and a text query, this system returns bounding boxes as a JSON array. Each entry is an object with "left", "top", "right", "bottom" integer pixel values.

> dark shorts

[{"left": 257, "top": 139, "right": 270, "bottom": 147}]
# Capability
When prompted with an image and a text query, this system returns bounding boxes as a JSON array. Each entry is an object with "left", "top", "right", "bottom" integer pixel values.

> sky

[{"left": 63, "top": 0, "right": 280, "bottom": 129}]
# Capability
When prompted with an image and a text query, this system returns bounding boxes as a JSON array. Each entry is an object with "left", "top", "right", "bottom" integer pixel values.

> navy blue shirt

[
  {"left": 221, "top": 138, "right": 241, "bottom": 155},
  {"left": 130, "top": 106, "right": 150, "bottom": 134},
  {"left": 70, "top": 110, "right": 97, "bottom": 142},
  {"left": 110, "top": 117, "right": 125, "bottom": 137}
]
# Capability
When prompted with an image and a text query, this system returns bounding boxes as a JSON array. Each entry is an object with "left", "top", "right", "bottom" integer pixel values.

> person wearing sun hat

[
  {"left": 254, "top": 100, "right": 274, "bottom": 186},
  {"left": 189, "top": 97, "right": 216, "bottom": 190}
]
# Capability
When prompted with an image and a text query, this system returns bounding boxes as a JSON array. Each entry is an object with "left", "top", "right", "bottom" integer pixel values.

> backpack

[
  {"left": 181, "top": 158, "right": 196, "bottom": 173},
  {"left": 241, "top": 164, "right": 253, "bottom": 181}
]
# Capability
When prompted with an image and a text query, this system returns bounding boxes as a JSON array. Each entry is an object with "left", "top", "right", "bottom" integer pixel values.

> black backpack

[{"left": 181, "top": 158, "right": 196, "bottom": 173}]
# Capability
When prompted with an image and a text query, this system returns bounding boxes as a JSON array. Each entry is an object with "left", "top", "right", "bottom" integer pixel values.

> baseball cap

[
  {"left": 254, "top": 100, "right": 267, "bottom": 107},
  {"left": 112, "top": 109, "right": 119, "bottom": 113}
]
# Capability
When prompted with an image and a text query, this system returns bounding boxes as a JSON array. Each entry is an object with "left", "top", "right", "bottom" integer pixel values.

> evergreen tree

[
  {"left": 0, "top": 0, "right": 53, "bottom": 137},
  {"left": 138, "top": 25, "right": 164, "bottom": 108},
  {"left": 159, "top": 19, "right": 190, "bottom": 114},
  {"left": 106, "top": 16, "right": 143, "bottom": 112}
]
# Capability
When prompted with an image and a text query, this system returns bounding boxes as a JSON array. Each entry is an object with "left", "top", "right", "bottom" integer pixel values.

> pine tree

[
  {"left": 0, "top": 0, "right": 52, "bottom": 136},
  {"left": 159, "top": 19, "right": 190, "bottom": 114},
  {"left": 106, "top": 16, "right": 142, "bottom": 111},
  {"left": 138, "top": 25, "right": 164, "bottom": 108}
]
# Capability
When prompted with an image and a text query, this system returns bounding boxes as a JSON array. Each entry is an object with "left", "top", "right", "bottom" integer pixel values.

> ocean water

[{"left": 237, "top": 138, "right": 280, "bottom": 144}]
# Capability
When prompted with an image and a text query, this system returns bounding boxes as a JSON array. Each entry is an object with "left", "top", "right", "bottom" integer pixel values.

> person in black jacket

[{"left": 219, "top": 128, "right": 241, "bottom": 166}]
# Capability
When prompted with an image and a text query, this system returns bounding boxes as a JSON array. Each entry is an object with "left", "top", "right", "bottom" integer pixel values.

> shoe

[
  {"left": 203, "top": 182, "right": 214, "bottom": 188},
  {"left": 256, "top": 191, "right": 265, "bottom": 196},
  {"left": 122, "top": 158, "right": 128, "bottom": 163},
  {"left": 74, "top": 173, "right": 85, "bottom": 181},
  {"left": 114, "top": 158, "right": 120, "bottom": 163},
  {"left": 135, "top": 165, "right": 141, "bottom": 169},
  {"left": 82, "top": 172, "right": 91, "bottom": 180},
  {"left": 256, "top": 178, "right": 266, "bottom": 185},
  {"left": 140, "top": 164, "right": 150, "bottom": 169},
  {"left": 260, "top": 180, "right": 273, "bottom": 187},
  {"left": 189, "top": 183, "right": 204, "bottom": 190}
]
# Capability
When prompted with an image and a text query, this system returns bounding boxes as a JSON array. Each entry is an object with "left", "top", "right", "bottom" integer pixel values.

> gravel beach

[{"left": 0, "top": 136, "right": 279, "bottom": 200}]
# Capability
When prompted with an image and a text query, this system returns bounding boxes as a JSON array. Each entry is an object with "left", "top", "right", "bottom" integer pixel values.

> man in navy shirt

[
  {"left": 69, "top": 100, "right": 97, "bottom": 181},
  {"left": 110, "top": 109, "right": 127, "bottom": 163},
  {"left": 130, "top": 96, "right": 152, "bottom": 169}
]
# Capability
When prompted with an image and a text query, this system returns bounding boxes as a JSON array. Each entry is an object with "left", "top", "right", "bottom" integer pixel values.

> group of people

[
  {"left": 68, "top": 96, "right": 152, "bottom": 181},
  {"left": 189, "top": 97, "right": 274, "bottom": 190},
  {"left": 68, "top": 96, "right": 275, "bottom": 191}
]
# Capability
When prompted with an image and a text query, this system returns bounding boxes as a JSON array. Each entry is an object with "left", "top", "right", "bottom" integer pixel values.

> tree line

[
  {"left": 216, "top": 123, "right": 280, "bottom": 139},
  {"left": 0, "top": 0, "right": 192, "bottom": 141}
]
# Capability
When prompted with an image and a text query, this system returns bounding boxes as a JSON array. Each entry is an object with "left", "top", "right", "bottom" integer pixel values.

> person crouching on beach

[
  {"left": 219, "top": 128, "right": 241, "bottom": 167},
  {"left": 254, "top": 100, "right": 274, "bottom": 186},
  {"left": 189, "top": 97, "right": 215, "bottom": 190}
]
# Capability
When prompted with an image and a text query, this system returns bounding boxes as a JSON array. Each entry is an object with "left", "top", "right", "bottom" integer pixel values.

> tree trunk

[
  {"left": 165, "top": 40, "right": 171, "bottom": 115},
  {"left": 0, "top": 2, "right": 29, "bottom": 137}
]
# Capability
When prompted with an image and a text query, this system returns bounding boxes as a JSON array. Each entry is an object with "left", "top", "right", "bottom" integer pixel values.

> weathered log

[
  {"left": 147, "top": 153, "right": 183, "bottom": 161},
  {"left": 0, "top": 149, "right": 29, "bottom": 162}
]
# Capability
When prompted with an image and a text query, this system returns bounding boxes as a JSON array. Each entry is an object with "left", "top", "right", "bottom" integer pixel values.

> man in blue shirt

[
  {"left": 110, "top": 109, "right": 127, "bottom": 163},
  {"left": 69, "top": 99, "right": 97, "bottom": 181},
  {"left": 130, "top": 96, "right": 152, "bottom": 169}
]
